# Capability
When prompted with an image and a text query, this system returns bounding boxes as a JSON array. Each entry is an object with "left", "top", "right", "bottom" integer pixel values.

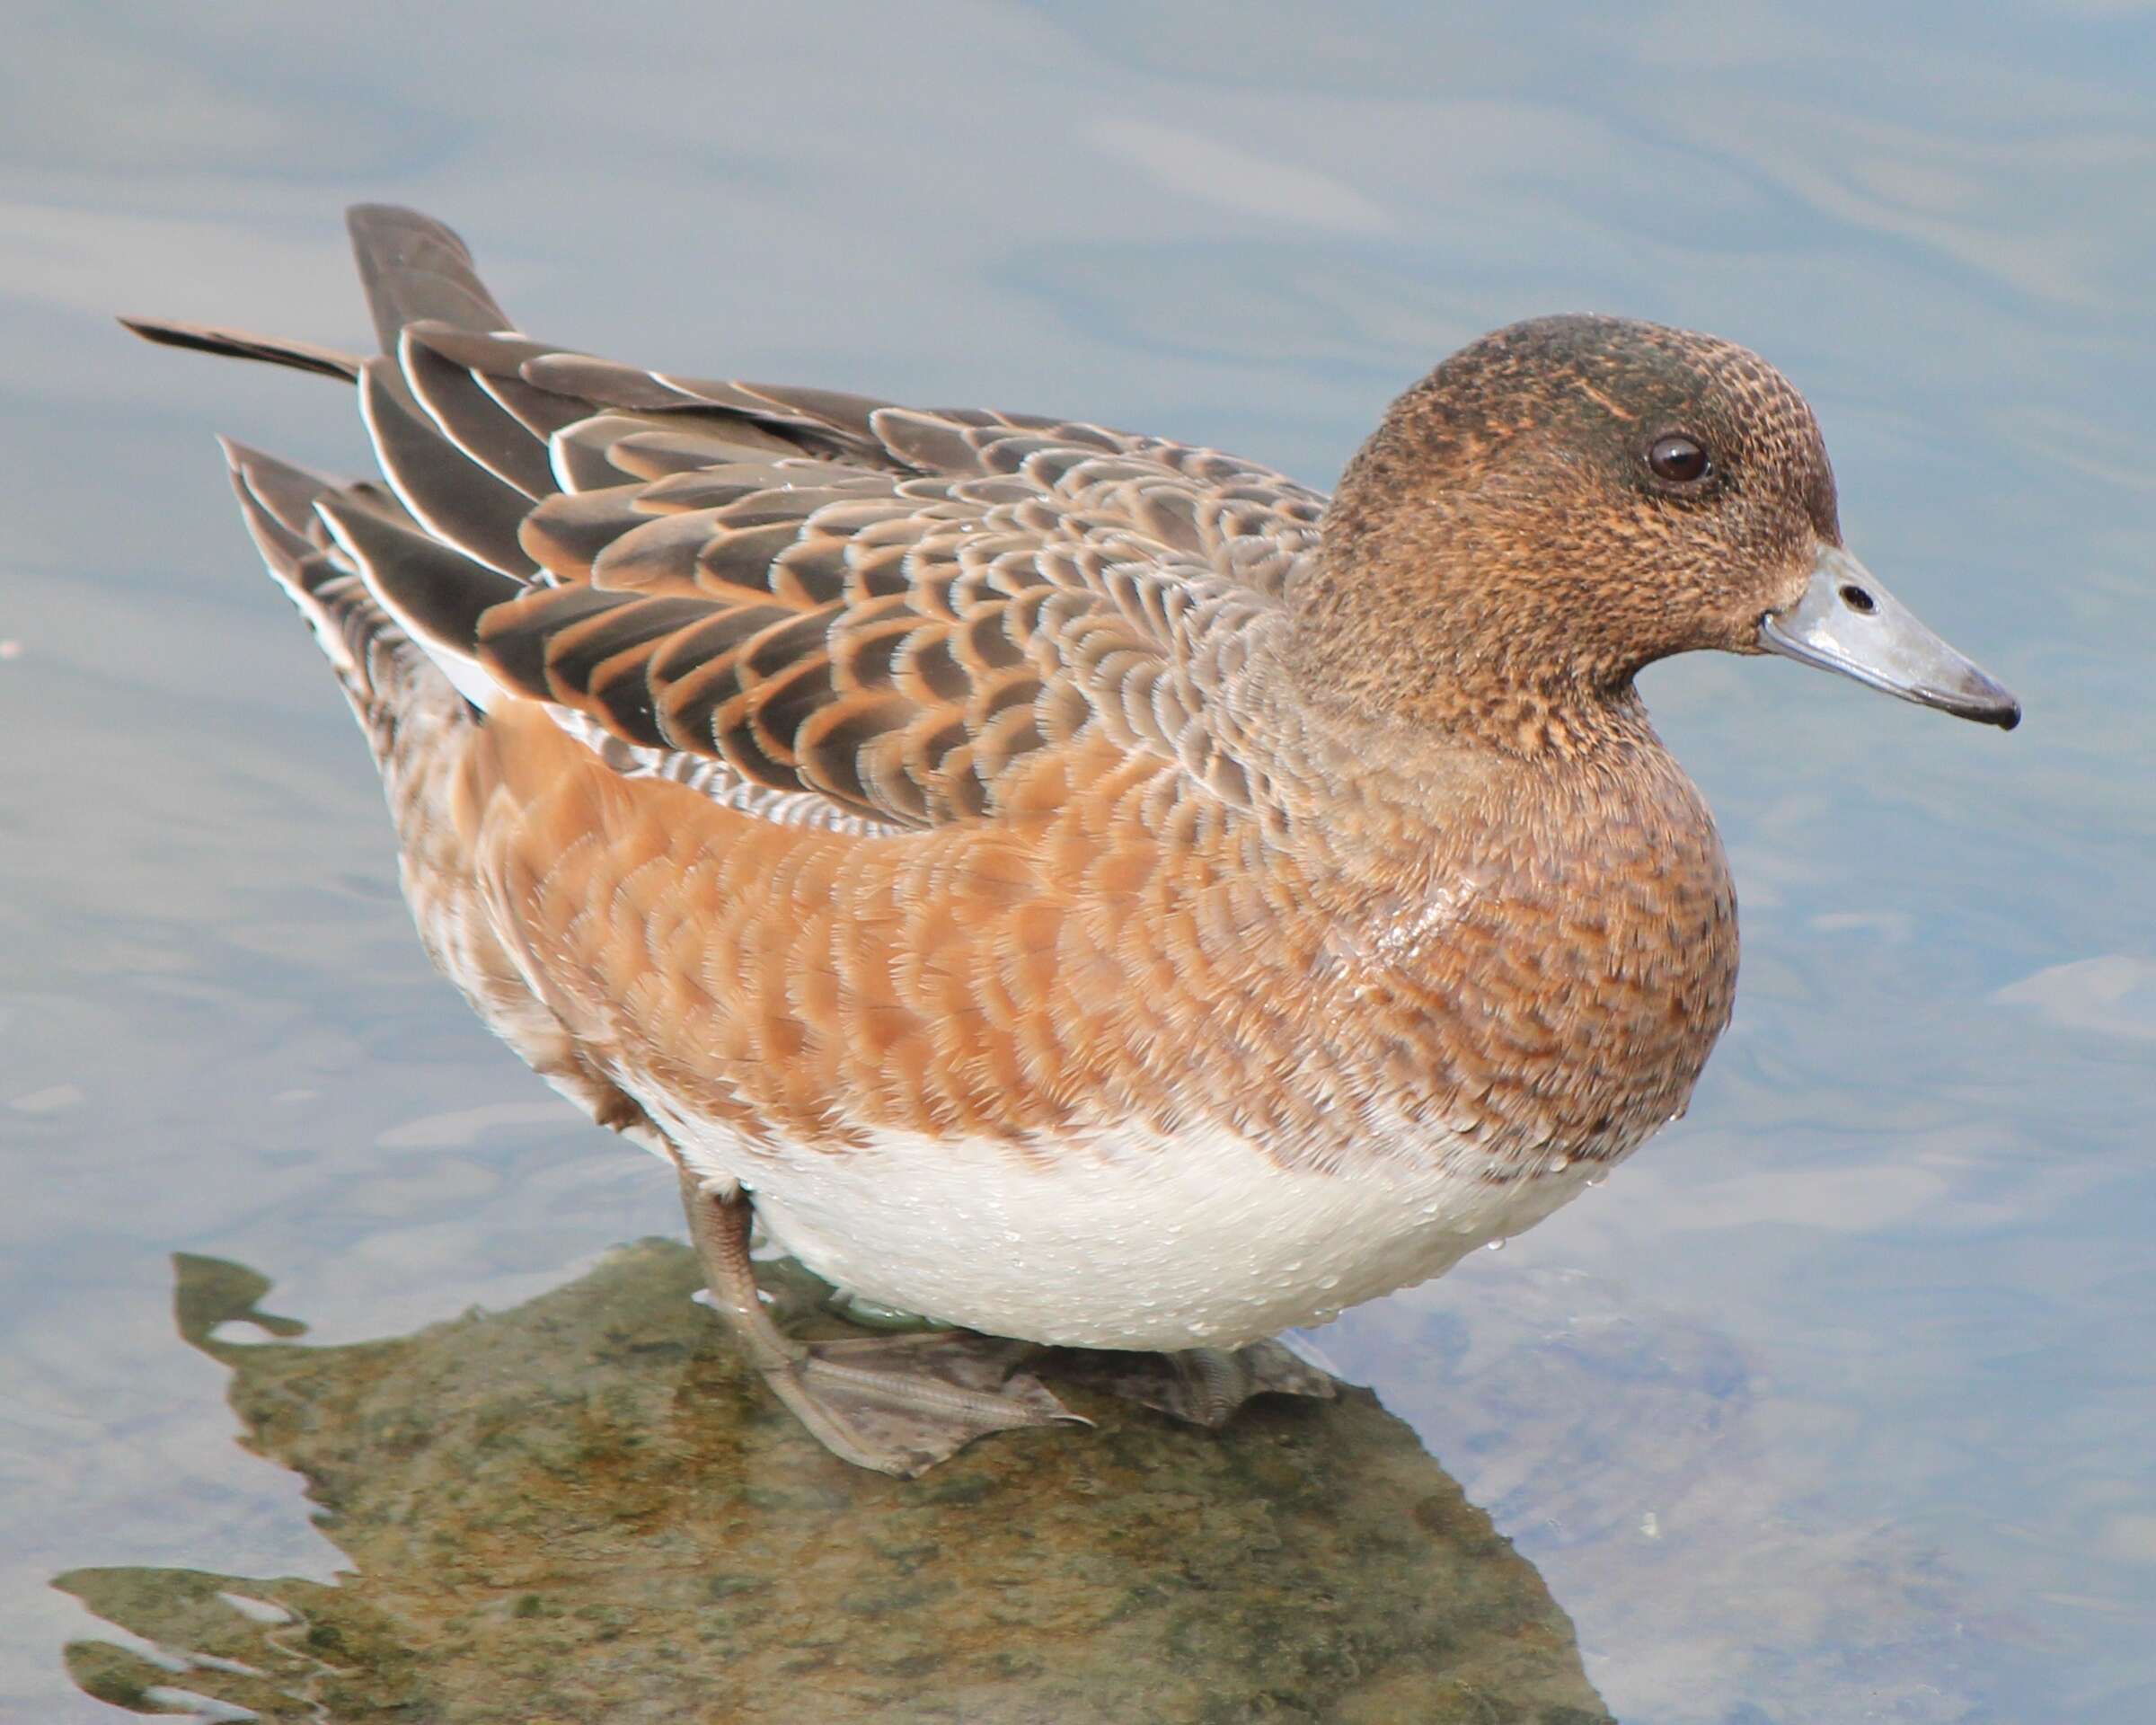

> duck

[{"left": 125, "top": 205, "right": 2019, "bottom": 1477}]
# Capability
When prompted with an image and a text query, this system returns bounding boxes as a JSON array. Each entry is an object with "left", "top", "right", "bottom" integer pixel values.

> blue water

[{"left": 4, "top": 4, "right": 2152, "bottom": 1718}]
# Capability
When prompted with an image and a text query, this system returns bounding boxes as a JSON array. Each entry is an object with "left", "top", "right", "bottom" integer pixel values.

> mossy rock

[{"left": 56, "top": 1242, "right": 1613, "bottom": 1724}]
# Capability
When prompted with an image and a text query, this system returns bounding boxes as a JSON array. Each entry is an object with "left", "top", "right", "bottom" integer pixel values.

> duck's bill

[{"left": 1758, "top": 545, "right": 2020, "bottom": 730}]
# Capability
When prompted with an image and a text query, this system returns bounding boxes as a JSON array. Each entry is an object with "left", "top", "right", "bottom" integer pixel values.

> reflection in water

[{"left": 57, "top": 1247, "right": 1613, "bottom": 1724}]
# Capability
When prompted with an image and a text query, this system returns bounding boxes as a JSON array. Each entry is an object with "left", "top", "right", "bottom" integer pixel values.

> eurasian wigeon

[{"left": 127, "top": 206, "right": 2018, "bottom": 1475}]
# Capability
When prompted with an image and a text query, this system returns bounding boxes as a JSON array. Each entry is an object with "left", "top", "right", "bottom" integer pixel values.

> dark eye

[{"left": 1647, "top": 434, "right": 1711, "bottom": 485}]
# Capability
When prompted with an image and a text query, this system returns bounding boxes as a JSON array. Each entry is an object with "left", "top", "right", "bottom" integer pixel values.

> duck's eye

[{"left": 1647, "top": 434, "right": 1711, "bottom": 484}]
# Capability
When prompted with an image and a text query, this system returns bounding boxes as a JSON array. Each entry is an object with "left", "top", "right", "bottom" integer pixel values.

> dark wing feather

[
  {"left": 459, "top": 436, "right": 1311, "bottom": 830},
  {"left": 216, "top": 440, "right": 447, "bottom": 754},
  {"left": 397, "top": 330, "right": 557, "bottom": 498},
  {"left": 358, "top": 358, "right": 540, "bottom": 577},
  {"left": 128, "top": 205, "right": 1330, "bottom": 834}
]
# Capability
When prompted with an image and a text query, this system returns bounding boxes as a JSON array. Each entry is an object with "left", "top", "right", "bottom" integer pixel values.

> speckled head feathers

[{"left": 1291, "top": 314, "right": 1841, "bottom": 750}]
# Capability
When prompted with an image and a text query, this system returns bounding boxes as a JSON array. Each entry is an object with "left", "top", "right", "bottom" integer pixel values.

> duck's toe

[
  {"left": 1065, "top": 1338, "right": 1340, "bottom": 1429},
  {"left": 768, "top": 1331, "right": 1090, "bottom": 1478}
]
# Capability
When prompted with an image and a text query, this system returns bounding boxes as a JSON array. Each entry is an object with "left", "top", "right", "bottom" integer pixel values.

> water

[{"left": 4, "top": 4, "right": 2152, "bottom": 1718}]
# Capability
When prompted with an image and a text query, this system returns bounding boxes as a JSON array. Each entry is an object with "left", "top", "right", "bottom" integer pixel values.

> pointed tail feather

[
  {"left": 119, "top": 316, "right": 363, "bottom": 382},
  {"left": 346, "top": 204, "right": 514, "bottom": 352},
  {"left": 129, "top": 207, "right": 555, "bottom": 729},
  {"left": 117, "top": 203, "right": 516, "bottom": 385}
]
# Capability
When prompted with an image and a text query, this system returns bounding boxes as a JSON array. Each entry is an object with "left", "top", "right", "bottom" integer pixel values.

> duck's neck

[
  {"left": 1234, "top": 632, "right": 1661, "bottom": 900},
  {"left": 1284, "top": 458, "right": 1656, "bottom": 759},
  {"left": 1275, "top": 593, "right": 1659, "bottom": 775}
]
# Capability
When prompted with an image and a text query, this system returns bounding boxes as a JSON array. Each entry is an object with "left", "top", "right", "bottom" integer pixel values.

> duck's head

[{"left": 1294, "top": 314, "right": 2019, "bottom": 752}]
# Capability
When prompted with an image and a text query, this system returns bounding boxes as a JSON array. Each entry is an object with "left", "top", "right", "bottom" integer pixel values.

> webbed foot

[
  {"left": 1066, "top": 1339, "right": 1339, "bottom": 1428},
  {"left": 765, "top": 1331, "right": 1085, "bottom": 1478},
  {"left": 678, "top": 1169, "right": 1084, "bottom": 1477}
]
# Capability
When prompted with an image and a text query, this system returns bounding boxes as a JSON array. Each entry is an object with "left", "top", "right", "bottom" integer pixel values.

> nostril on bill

[{"left": 1838, "top": 584, "right": 1878, "bottom": 615}]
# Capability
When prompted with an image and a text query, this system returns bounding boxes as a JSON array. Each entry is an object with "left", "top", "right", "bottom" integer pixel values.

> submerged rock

[{"left": 57, "top": 1242, "right": 1613, "bottom": 1724}]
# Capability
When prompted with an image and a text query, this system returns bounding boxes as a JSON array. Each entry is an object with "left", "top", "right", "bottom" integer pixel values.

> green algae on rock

[{"left": 57, "top": 1243, "right": 1613, "bottom": 1724}]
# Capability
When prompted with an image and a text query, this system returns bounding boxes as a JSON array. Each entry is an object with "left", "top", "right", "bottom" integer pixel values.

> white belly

[{"left": 663, "top": 1112, "right": 1600, "bottom": 1349}]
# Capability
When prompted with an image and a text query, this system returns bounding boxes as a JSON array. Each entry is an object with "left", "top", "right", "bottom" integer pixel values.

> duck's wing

[{"left": 129, "top": 206, "right": 1327, "bottom": 835}]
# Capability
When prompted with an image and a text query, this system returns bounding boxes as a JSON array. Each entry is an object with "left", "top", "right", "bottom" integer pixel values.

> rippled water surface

[{"left": 4, "top": 5, "right": 2152, "bottom": 1720}]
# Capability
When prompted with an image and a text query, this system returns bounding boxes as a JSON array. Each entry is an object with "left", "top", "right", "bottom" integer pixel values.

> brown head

[{"left": 1289, "top": 314, "right": 2018, "bottom": 755}]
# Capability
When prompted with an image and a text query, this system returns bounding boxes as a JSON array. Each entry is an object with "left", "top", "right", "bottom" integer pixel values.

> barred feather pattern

[{"left": 401, "top": 329, "right": 1330, "bottom": 842}]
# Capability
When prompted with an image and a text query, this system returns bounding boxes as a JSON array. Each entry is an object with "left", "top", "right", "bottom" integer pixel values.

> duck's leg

[
  {"left": 676, "top": 1168, "right": 1087, "bottom": 1477},
  {"left": 1065, "top": 1340, "right": 1339, "bottom": 1429}
]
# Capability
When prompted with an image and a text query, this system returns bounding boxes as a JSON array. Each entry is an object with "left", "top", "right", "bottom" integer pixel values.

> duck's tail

[
  {"left": 128, "top": 209, "right": 679, "bottom": 1161},
  {"left": 121, "top": 206, "right": 535, "bottom": 756}
]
